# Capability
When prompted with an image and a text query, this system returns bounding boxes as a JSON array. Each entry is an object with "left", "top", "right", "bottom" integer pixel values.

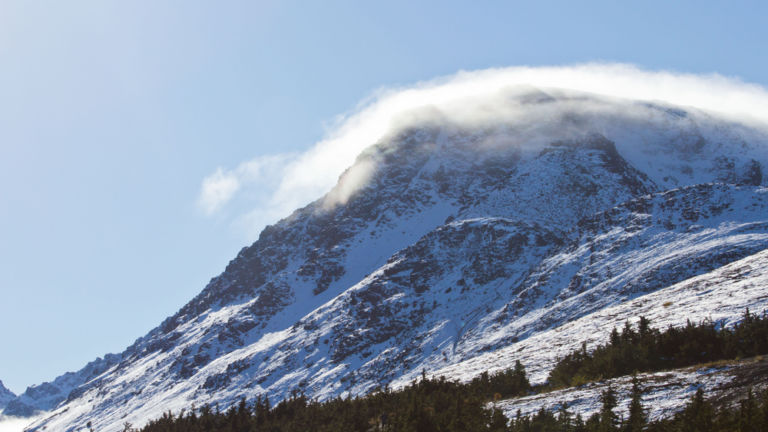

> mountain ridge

[
  {"left": 0, "top": 380, "right": 15, "bottom": 411},
  {"left": 16, "top": 90, "right": 768, "bottom": 431}
]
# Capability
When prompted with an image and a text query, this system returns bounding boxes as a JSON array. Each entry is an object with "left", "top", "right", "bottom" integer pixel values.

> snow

[
  {"left": 492, "top": 366, "right": 737, "bottom": 422},
  {"left": 20, "top": 95, "right": 768, "bottom": 431},
  {"left": 427, "top": 248, "right": 768, "bottom": 386}
]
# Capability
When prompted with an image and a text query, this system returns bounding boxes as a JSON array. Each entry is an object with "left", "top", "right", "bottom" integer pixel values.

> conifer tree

[
  {"left": 557, "top": 403, "right": 573, "bottom": 432},
  {"left": 598, "top": 387, "right": 618, "bottom": 432},
  {"left": 738, "top": 389, "right": 759, "bottom": 432},
  {"left": 489, "top": 408, "right": 508, "bottom": 432},
  {"left": 679, "top": 388, "right": 713, "bottom": 432},
  {"left": 626, "top": 376, "right": 646, "bottom": 432}
]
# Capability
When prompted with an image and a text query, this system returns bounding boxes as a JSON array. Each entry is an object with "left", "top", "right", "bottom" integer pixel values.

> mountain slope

[
  {"left": 23, "top": 90, "right": 768, "bottom": 431},
  {"left": 493, "top": 356, "right": 768, "bottom": 423},
  {"left": 0, "top": 380, "right": 15, "bottom": 411},
  {"left": 427, "top": 247, "right": 768, "bottom": 385},
  {"left": 2, "top": 354, "right": 121, "bottom": 417}
]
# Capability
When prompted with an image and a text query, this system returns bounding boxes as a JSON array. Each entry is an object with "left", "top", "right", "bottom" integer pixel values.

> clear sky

[{"left": 1, "top": 0, "right": 766, "bottom": 395}]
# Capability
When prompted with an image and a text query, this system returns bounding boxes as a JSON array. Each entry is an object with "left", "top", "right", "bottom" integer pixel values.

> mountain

[
  {"left": 0, "top": 380, "right": 15, "bottom": 411},
  {"left": 2, "top": 354, "right": 121, "bottom": 417},
  {"left": 22, "top": 89, "right": 768, "bottom": 431}
]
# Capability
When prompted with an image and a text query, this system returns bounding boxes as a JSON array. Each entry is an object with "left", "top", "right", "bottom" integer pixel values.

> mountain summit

[
  {"left": 0, "top": 380, "right": 15, "bottom": 411},
  {"left": 22, "top": 89, "right": 768, "bottom": 431}
]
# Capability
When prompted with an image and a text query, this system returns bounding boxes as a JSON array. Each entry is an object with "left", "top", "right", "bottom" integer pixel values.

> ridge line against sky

[
  {"left": 1, "top": 0, "right": 767, "bottom": 395},
  {"left": 198, "top": 63, "right": 768, "bottom": 240}
]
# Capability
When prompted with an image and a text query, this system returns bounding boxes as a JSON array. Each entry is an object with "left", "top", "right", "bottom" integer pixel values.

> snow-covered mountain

[
  {"left": 2, "top": 354, "right": 121, "bottom": 417},
  {"left": 21, "top": 89, "right": 768, "bottom": 431},
  {"left": 0, "top": 380, "right": 15, "bottom": 411}
]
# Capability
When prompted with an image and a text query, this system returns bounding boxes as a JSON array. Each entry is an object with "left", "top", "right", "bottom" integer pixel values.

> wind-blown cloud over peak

[{"left": 197, "top": 63, "right": 768, "bottom": 239}]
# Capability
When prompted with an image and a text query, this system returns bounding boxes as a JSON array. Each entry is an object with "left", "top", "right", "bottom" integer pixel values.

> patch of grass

[{"left": 689, "top": 358, "right": 737, "bottom": 370}]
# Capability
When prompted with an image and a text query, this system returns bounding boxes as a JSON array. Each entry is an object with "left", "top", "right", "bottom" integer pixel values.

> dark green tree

[
  {"left": 625, "top": 376, "right": 646, "bottom": 432},
  {"left": 678, "top": 388, "right": 713, "bottom": 432},
  {"left": 598, "top": 387, "right": 618, "bottom": 432}
]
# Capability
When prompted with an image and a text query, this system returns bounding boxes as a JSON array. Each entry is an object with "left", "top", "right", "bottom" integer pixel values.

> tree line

[
  {"left": 137, "top": 372, "right": 521, "bottom": 432},
  {"left": 507, "top": 379, "right": 768, "bottom": 432},
  {"left": 547, "top": 310, "right": 768, "bottom": 388},
  {"left": 133, "top": 377, "right": 768, "bottom": 432},
  {"left": 126, "top": 310, "right": 768, "bottom": 432}
]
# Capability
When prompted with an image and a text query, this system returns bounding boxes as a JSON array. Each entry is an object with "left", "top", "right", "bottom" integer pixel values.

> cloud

[
  {"left": 198, "top": 168, "right": 241, "bottom": 215},
  {"left": 0, "top": 416, "right": 34, "bottom": 432},
  {"left": 197, "top": 153, "right": 299, "bottom": 217},
  {"left": 198, "top": 63, "right": 768, "bottom": 238}
]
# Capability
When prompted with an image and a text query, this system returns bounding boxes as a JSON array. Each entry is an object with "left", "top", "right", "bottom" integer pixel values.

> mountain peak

[
  {"left": 23, "top": 94, "right": 768, "bottom": 431},
  {"left": 0, "top": 379, "right": 15, "bottom": 410}
]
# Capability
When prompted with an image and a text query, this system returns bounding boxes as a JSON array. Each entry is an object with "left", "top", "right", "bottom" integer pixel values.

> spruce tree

[
  {"left": 598, "top": 387, "right": 618, "bottom": 432},
  {"left": 738, "top": 389, "right": 758, "bottom": 432},
  {"left": 679, "top": 388, "right": 713, "bottom": 432},
  {"left": 513, "top": 360, "right": 532, "bottom": 394},
  {"left": 626, "top": 376, "right": 647, "bottom": 432},
  {"left": 489, "top": 408, "right": 508, "bottom": 432},
  {"left": 557, "top": 403, "right": 573, "bottom": 432}
]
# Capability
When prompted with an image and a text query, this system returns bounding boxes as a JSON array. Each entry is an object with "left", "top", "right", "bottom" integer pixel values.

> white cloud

[
  {"left": 198, "top": 63, "right": 768, "bottom": 238},
  {"left": 197, "top": 167, "right": 240, "bottom": 215},
  {"left": 197, "top": 153, "right": 299, "bottom": 220},
  {"left": 0, "top": 415, "right": 35, "bottom": 432}
]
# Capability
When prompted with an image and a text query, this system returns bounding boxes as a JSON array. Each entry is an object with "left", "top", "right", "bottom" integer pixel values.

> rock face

[
  {"left": 22, "top": 90, "right": 768, "bottom": 432},
  {"left": 0, "top": 380, "right": 15, "bottom": 411}
]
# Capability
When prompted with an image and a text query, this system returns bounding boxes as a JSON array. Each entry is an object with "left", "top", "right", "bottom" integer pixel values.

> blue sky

[{"left": 1, "top": 0, "right": 767, "bottom": 394}]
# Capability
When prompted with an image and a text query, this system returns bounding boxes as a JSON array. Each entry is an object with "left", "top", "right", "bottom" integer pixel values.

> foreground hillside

[
  {"left": 129, "top": 312, "right": 768, "bottom": 431},
  {"left": 16, "top": 90, "right": 768, "bottom": 431},
  {"left": 494, "top": 356, "right": 768, "bottom": 423}
]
